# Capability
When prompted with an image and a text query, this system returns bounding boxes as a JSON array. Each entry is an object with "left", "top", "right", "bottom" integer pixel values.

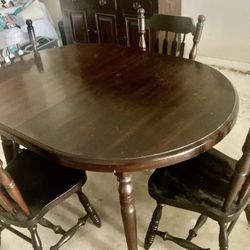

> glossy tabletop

[
  {"left": 0, "top": 44, "right": 238, "bottom": 172},
  {"left": 0, "top": 44, "right": 239, "bottom": 250}
]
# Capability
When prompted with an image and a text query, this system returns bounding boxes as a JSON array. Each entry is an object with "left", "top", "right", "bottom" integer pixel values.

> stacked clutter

[{"left": 0, "top": 0, "right": 58, "bottom": 67}]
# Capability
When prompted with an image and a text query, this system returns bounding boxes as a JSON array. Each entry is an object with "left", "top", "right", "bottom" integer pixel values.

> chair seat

[
  {"left": 148, "top": 148, "right": 248, "bottom": 221},
  {"left": 1, "top": 149, "right": 86, "bottom": 224}
]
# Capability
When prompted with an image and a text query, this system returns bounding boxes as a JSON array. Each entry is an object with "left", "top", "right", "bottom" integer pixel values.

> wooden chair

[
  {"left": 0, "top": 149, "right": 101, "bottom": 249},
  {"left": 138, "top": 8, "right": 205, "bottom": 59},
  {"left": 144, "top": 129, "right": 250, "bottom": 250}
]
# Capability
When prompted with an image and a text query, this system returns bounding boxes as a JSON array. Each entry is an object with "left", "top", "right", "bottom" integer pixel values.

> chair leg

[
  {"left": 218, "top": 222, "right": 229, "bottom": 250},
  {"left": 186, "top": 215, "right": 208, "bottom": 241},
  {"left": 245, "top": 204, "right": 250, "bottom": 226},
  {"left": 28, "top": 226, "right": 43, "bottom": 250},
  {"left": 144, "top": 203, "right": 164, "bottom": 250},
  {"left": 39, "top": 217, "right": 66, "bottom": 234},
  {"left": 77, "top": 190, "right": 101, "bottom": 228}
]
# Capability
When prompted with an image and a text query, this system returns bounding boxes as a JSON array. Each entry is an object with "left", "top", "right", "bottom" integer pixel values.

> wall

[
  {"left": 182, "top": 0, "right": 250, "bottom": 63},
  {"left": 42, "top": 0, "right": 250, "bottom": 63},
  {"left": 41, "top": 0, "right": 62, "bottom": 26}
]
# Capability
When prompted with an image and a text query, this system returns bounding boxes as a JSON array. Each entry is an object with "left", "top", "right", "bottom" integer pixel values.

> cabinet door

[
  {"left": 125, "top": 17, "right": 139, "bottom": 48},
  {"left": 95, "top": 13, "right": 118, "bottom": 44},
  {"left": 70, "top": 11, "right": 90, "bottom": 43},
  {"left": 63, "top": 9, "right": 90, "bottom": 44}
]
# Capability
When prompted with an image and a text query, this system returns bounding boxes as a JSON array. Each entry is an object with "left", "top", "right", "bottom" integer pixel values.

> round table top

[{"left": 0, "top": 44, "right": 239, "bottom": 172}]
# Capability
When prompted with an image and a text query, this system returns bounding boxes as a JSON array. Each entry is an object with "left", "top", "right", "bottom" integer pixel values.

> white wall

[
  {"left": 41, "top": 0, "right": 62, "bottom": 26},
  {"left": 182, "top": 0, "right": 250, "bottom": 63}
]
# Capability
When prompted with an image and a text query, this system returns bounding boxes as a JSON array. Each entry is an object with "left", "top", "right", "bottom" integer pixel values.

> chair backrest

[
  {"left": 223, "top": 128, "right": 250, "bottom": 211},
  {"left": 138, "top": 8, "right": 205, "bottom": 59},
  {"left": 0, "top": 159, "right": 30, "bottom": 217}
]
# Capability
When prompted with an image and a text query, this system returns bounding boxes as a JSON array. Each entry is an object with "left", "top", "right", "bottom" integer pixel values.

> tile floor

[{"left": 0, "top": 56, "right": 249, "bottom": 249}]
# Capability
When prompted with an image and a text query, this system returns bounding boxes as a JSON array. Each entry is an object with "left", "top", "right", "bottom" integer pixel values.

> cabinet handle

[
  {"left": 132, "top": 2, "right": 141, "bottom": 10},
  {"left": 99, "top": 0, "right": 107, "bottom": 6}
]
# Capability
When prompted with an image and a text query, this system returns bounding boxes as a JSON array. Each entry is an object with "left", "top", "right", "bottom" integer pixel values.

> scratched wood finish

[{"left": 0, "top": 44, "right": 238, "bottom": 172}]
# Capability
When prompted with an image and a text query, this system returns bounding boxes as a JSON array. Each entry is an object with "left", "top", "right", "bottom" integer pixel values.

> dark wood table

[{"left": 0, "top": 44, "right": 239, "bottom": 250}]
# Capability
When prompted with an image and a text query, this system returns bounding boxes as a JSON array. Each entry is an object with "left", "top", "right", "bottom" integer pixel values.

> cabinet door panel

[
  {"left": 70, "top": 11, "right": 89, "bottom": 43},
  {"left": 95, "top": 13, "right": 118, "bottom": 44}
]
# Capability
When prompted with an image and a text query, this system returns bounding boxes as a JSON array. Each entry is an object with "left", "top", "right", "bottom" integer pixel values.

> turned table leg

[{"left": 116, "top": 172, "right": 138, "bottom": 250}]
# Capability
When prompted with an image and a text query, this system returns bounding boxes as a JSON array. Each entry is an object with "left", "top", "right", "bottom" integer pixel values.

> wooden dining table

[{"left": 0, "top": 44, "right": 239, "bottom": 250}]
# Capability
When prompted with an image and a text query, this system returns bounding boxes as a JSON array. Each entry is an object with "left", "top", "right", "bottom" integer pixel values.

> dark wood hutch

[{"left": 60, "top": 0, "right": 181, "bottom": 48}]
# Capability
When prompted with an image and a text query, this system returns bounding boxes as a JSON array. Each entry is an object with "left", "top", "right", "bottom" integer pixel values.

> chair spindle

[
  {"left": 237, "top": 175, "right": 250, "bottom": 203},
  {"left": 26, "top": 19, "right": 37, "bottom": 52},
  {"left": 153, "top": 31, "right": 159, "bottom": 53},
  {"left": 138, "top": 8, "right": 146, "bottom": 51},
  {"left": 0, "top": 192, "right": 16, "bottom": 215},
  {"left": 179, "top": 34, "right": 186, "bottom": 57},
  {"left": 171, "top": 33, "right": 178, "bottom": 56},
  {"left": 162, "top": 31, "right": 168, "bottom": 54},
  {"left": 0, "top": 160, "right": 30, "bottom": 217},
  {"left": 189, "top": 15, "right": 205, "bottom": 59}
]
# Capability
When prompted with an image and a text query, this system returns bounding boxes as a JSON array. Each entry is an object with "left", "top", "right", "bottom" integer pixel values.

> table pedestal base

[{"left": 116, "top": 172, "right": 138, "bottom": 250}]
